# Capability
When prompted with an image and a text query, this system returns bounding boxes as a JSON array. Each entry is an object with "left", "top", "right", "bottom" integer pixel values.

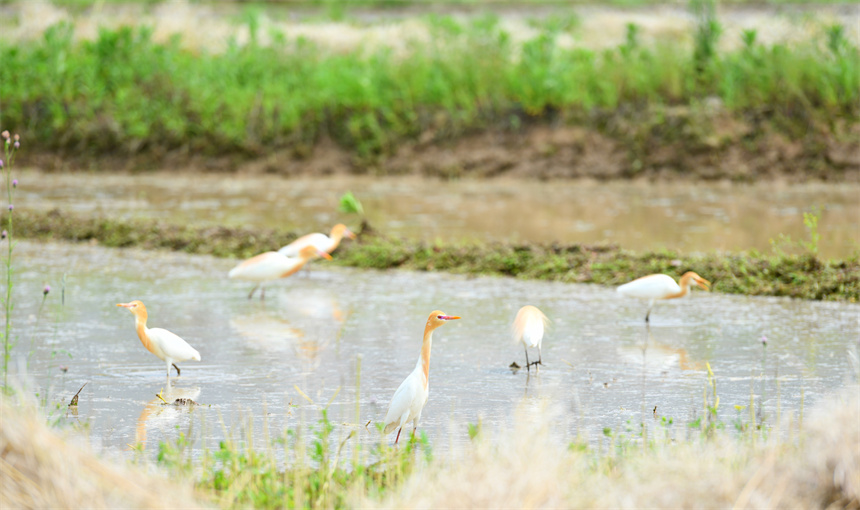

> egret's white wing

[
  {"left": 228, "top": 252, "right": 299, "bottom": 281},
  {"left": 148, "top": 328, "right": 201, "bottom": 362},
  {"left": 383, "top": 369, "right": 425, "bottom": 434},
  {"left": 278, "top": 233, "right": 332, "bottom": 257},
  {"left": 617, "top": 274, "right": 680, "bottom": 300}
]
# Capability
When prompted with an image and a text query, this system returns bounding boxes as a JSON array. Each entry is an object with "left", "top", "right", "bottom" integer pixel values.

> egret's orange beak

[
  {"left": 345, "top": 229, "right": 357, "bottom": 240},
  {"left": 318, "top": 250, "right": 333, "bottom": 260},
  {"left": 697, "top": 278, "right": 712, "bottom": 291},
  {"left": 439, "top": 315, "right": 461, "bottom": 320},
  {"left": 117, "top": 302, "right": 132, "bottom": 308}
]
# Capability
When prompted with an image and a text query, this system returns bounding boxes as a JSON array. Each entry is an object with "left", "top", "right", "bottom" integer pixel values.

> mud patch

[{"left": 27, "top": 114, "right": 859, "bottom": 182}]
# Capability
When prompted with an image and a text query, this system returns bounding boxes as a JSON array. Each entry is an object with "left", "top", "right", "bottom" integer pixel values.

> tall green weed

[{"left": 1, "top": 19, "right": 857, "bottom": 159}]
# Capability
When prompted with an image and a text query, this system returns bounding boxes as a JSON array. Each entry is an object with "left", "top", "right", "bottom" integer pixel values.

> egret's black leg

[
  {"left": 525, "top": 345, "right": 530, "bottom": 372},
  {"left": 172, "top": 363, "right": 181, "bottom": 376}
]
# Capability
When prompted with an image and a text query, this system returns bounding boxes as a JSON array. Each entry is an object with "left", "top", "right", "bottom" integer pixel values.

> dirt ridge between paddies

[
  {"left": 3, "top": 15, "right": 858, "bottom": 182},
  {"left": 11, "top": 210, "right": 860, "bottom": 302}
]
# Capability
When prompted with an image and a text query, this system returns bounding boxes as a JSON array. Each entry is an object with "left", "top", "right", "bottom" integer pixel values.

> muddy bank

[
  {"left": 26, "top": 111, "right": 859, "bottom": 182},
  {"left": 10, "top": 210, "right": 859, "bottom": 301}
]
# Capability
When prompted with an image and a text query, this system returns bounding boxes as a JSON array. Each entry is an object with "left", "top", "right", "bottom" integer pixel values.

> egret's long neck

[
  {"left": 665, "top": 275, "right": 692, "bottom": 300},
  {"left": 329, "top": 230, "right": 344, "bottom": 249},
  {"left": 418, "top": 327, "right": 435, "bottom": 388},
  {"left": 133, "top": 312, "right": 156, "bottom": 354}
]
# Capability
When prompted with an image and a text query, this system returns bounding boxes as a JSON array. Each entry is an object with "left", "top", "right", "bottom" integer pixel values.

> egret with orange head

[
  {"left": 117, "top": 300, "right": 201, "bottom": 378},
  {"left": 512, "top": 305, "right": 549, "bottom": 371},
  {"left": 279, "top": 224, "right": 356, "bottom": 257},
  {"left": 228, "top": 245, "right": 332, "bottom": 299},
  {"left": 382, "top": 310, "right": 461, "bottom": 444},
  {"left": 617, "top": 271, "right": 711, "bottom": 322}
]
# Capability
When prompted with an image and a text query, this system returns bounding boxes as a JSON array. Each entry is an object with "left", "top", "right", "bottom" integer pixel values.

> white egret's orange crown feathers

[
  {"left": 330, "top": 223, "right": 357, "bottom": 242},
  {"left": 512, "top": 305, "right": 549, "bottom": 344},
  {"left": 298, "top": 244, "right": 333, "bottom": 260},
  {"left": 425, "top": 310, "right": 461, "bottom": 331},
  {"left": 117, "top": 300, "right": 148, "bottom": 318},
  {"left": 681, "top": 271, "right": 711, "bottom": 290}
]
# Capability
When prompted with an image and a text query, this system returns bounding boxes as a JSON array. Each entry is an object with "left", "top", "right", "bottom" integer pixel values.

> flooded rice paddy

[
  {"left": 20, "top": 171, "right": 860, "bottom": 259},
  {"left": 14, "top": 240, "right": 860, "bottom": 458}
]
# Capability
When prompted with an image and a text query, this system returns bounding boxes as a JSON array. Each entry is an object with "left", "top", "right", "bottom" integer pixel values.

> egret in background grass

[
  {"left": 617, "top": 271, "right": 711, "bottom": 322},
  {"left": 228, "top": 245, "right": 332, "bottom": 299},
  {"left": 512, "top": 305, "right": 549, "bottom": 372},
  {"left": 279, "top": 224, "right": 356, "bottom": 257},
  {"left": 383, "top": 310, "right": 461, "bottom": 444},
  {"left": 117, "top": 300, "right": 200, "bottom": 378}
]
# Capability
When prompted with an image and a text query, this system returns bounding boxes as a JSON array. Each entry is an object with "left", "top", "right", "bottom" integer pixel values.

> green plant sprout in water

[
  {"left": 1, "top": 129, "right": 21, "bottom": 388},
  {"left": 768, "top": 206, "right": 823, "bottom": 258},
  {"left": 802, "top": 207, "right": 821, "bottom": 256},
  {"left": 339, "top": 192, "right": 364, "bottom": 216}
]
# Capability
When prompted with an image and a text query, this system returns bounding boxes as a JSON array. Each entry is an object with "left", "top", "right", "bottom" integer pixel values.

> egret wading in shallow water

[
  {"left": 279, "top": 224, "right": 356, "bottom": 257},
  {"left": 117, "top": 300, "right": 200, "bottom": 378},
  {"left": 383, "top": 310, "right": 461, "bottom": 444},
  {"left": 228, "top": 245, "right": 332, "bottom": 299},
  {"left": 617, "top": 271, "right": 711, "bottom": 322},
  {"left": 512, "top": 305, "right": 549, "bottom": 372}
]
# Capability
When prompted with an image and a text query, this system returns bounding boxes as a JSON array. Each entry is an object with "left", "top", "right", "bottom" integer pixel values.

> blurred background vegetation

[{"left": 0, "top": 0, "right": 856, "bottom": 176}]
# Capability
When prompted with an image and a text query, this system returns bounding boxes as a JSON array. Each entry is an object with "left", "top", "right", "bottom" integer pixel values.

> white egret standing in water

[
  {"left": 512, "top": 305, "right": 549, "bottom": 372},
  {"left": 228, "top": 245, "right": 332, "bottom": 299},
  {"left": 383, "top": 310, "right": 461, "bottom": 444},
  {"left": 117, "top": 300, "right": 201, "bottom": 378},
  {"left": 617, "top": 271, "right": 711, "bottom": 322}
]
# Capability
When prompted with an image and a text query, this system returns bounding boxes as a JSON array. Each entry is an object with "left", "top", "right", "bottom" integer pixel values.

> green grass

[
  {"left": 0, "top": 16, "right": 857, "bottom": 165},
  {"left": 10, "top": 211, "right": 860, "bottom": 301}
]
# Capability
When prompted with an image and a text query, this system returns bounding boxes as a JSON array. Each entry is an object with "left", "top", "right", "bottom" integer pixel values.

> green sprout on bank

[
  {"left": 769, "top": 206, "right": 823, "bottom": 258},
  {"left": 1, "top": 129, "right": 20, "bottom": 388}
]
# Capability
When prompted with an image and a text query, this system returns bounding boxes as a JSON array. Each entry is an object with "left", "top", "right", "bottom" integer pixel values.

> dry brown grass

[
  {"left": 0, "top": 381, "right": 856, "bottom": 509},
  {"left": 361, "top": 386, "right": 860, "bottom": 509},
  {"left": 0, "top": 396, "right": 208, "bottom": 509}
]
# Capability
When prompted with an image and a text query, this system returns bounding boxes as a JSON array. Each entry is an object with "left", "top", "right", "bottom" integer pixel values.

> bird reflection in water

[
  {"left": 132, "top": 381, "right": 201, "bottom": 450},
  {"left": 618, "top": 324, "right": 702, "bottom": 373}
]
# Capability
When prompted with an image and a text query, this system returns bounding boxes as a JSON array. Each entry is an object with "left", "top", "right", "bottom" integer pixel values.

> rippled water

[
  {"left": 12, "top": 241, "right": 859, "bottom": 457},
  {"left": 19, "top": 171, "right": 860, "bottom": 259}
]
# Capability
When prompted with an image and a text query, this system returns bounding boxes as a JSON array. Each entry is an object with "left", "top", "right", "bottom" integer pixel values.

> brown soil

[{"left": 25, "top": 114, "right": 860, "bottom": 182}]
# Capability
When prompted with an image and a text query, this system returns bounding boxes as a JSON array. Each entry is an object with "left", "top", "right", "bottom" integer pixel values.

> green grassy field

[{"left": 1, "top": 11, "right": 857, "bottom": 173}]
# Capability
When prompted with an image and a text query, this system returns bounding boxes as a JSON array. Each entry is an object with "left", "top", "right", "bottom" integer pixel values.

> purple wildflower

[
  {"left": 43, "top": 285, "right": 51, "bottom": 296},
  {"left": 12, "top": 134, "right": 19, "bottom": 141},
  {"left": 0, "top": 160, "right": 4, "bottom": 169},
  {"left": 12, "top": 179, "right": 17, "bottom": 188},
  {"left": 1, "top": 131, "right": 8, "bottom": 140},
  {"left": 1, "top": 230, "right": 6, "bottom": 240},
  {"left": 760, "top": 335, "right": 767, "bottom": 346},
  {"left": 7, "top": 205, "right": 12, "bottom": 211},
  {"left": 13, "top": 141, "right": 19, "bottom": 149}
]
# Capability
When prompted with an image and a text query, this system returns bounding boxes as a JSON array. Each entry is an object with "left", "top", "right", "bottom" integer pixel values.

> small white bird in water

[
  {"left": 512, "top": 305, "right": 549, "bottom": 372},
  {"left": 383, "top": 310, "right": 461, "bottom": 444},
  {"left": 228, "top": 245, "right": 332, "bottom": 299},
  {"left": 617, "top": 271, "right": 711, "bottom": 322},
  {"left": 278, "top": 224, "right": 356, "bottom": 257},
  {"left": 117, "top": 300, "right": 200, "bottom": 378}
]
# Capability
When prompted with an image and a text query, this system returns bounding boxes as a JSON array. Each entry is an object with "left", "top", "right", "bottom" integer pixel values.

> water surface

[
  {"left": 21, "top": 171, "right": 860, "bottom": 259},
  {"left": 13, "top": 241, "right": 859, "bottom": 458}
]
